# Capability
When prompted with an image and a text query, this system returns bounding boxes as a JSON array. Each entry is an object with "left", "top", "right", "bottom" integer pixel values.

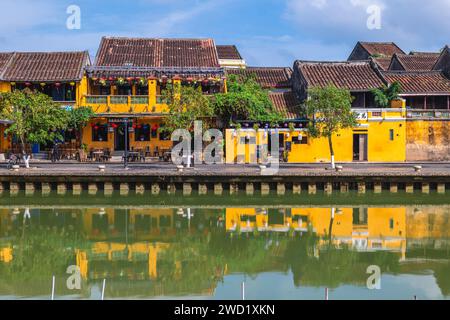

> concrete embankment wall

[{"left": 406, "top": 120, "right": 450, "bottom": 161}]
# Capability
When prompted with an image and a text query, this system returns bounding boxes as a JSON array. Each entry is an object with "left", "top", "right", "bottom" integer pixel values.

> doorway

[
  {"left": 353, "top": 133, "right": 368, "bottom": 161},
  {"left": 278, "top": 133, "right": 285, "bottom": 162},
  {"left": 114, "top": 124, "right": 129, "bottom": 151}
]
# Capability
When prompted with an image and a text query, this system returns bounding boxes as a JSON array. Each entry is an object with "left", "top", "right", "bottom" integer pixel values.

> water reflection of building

[
  {"left": 0, "top": 205, "right": 449, "bottom": 298},
  {"left": 226, "top": 207, "right": 407, "bottom": 257}
]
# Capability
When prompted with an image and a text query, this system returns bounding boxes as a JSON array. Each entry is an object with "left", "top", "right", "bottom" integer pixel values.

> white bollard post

[
  {"left": 51, "top": 275, "right": 56, "bottom": 300},
  {"left": 241, "top": 282, "right": 245, "bottom": 301},
  {"left": 101, "top": 279, "right": 106, "bottom": 300},
  {"left": 325, "top": 287, "right": 329, "bottom": 300}
]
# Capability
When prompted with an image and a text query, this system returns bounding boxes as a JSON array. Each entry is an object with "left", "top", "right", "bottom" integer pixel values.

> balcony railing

[
  {"left": 110, "top": 95, "right": 128, "bottom": 104},
  {"left": 83, "top": 94, "right": 168, "bottom": 114},
  {"left": 86, "top": 95, "right": 108, "bottom": 105},
  {"left": 406, "top": 109, "right": 450, "bottom": 119},
  {"left": 131, "top": 96, "right": 149, "bottom": 105}
]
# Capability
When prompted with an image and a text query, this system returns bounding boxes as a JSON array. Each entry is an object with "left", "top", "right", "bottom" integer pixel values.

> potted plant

[{"left": 283, "top": 150, "right": 289, "bottom": 162}]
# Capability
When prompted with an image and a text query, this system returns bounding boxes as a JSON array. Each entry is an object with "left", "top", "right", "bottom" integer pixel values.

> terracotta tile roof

[
  {"left": 216, "top": 45, "right": 242, "bottom": 60},
  {"left": 0, "top": 53, "right": 14, "bottom": 75},
  {"left": 433, "top": 45, "right": 450, "bottom": 71},
  {"left": 269, "top": 91, "right": 301, "bottom": 120},
  {"left": 409, "top": 51, "right": 440, "bottom": 56},
  {"left": 391, "top": 53, "right": 439, "bottom": 71},
  {"left": 95, "top": 37, "right": 220, "bottom": 68},
  {"left": 360, "top": 42, "right": 405, "bottom": 57},
  {"left": 382, "top": 71, "right": 450, "bottom": 95},
  {"left": 372, "top": 57, "right": 392, "bottom": 71},
  {"left": 1, "top": 51, "right": 90, "bottom": 82},
  {"left": 226, "top": 67, "right": 292, "bottom": 89},
  {"left": 294, "top": 61, "right": 385, "bottom": 91}
]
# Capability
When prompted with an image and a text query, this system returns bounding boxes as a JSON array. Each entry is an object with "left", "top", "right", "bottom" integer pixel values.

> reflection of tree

[
  {"left": 432, "top": 263, "right": 450, "bottom": 297},
  {"left": 284, "top": 232, "right": 400, "bottom": 289},
  {"left": 0, "top": 226, "right": 85, "bottom": 282}
]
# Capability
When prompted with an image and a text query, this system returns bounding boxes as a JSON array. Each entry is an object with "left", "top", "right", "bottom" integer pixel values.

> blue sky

[{"left": 0, "top": 0, "right": 448, "bottom": 67}]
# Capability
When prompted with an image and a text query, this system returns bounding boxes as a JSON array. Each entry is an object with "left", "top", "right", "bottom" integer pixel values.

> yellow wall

[
  {"left": 406, "top": 120, "right": 450, "bottom": 161},
  {"left": 225, "top": 108, "right": 407, "bottom": 163},
  {"left": 0, "top": 82, "right": 11, "bottom": 93},
  {"left": 225, "top": 207, "right": 406, "bottom": 253}
]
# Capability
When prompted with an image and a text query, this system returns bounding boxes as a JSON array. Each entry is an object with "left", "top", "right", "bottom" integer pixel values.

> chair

[
  {"left": 102, "top": 149, "right": 111, "bottom": 162},
  {"left": 139, "top": 150, "right": 146, "bottom": 162},
  {"left": 145, "top": 146, "right": 151, "bottom": 157},
  {"left": 87, "top": 149, "right": 94, "bottom": 162}
]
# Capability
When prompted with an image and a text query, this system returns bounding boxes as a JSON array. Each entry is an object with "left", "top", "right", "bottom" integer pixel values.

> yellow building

[
  {"left": 226, "top": 101, "right": 406, "bottom": 163},
  {"left": 78, "top": 37, "right": 226, "bottom": 156},
  {"left": 225, "top": 206, "right": 406, "bottom": 257},
  {"left": 0, "top": 51, "right": 91, "bottom": 153}
]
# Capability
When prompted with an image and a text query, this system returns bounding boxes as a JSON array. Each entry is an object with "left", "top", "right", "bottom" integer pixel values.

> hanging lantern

[
  {"left": 25, "top": 82, "right": 31, "bottom": 87},
  {"left": 10, "top": 82, "right": 16, "bottom": 86},
  {"left": 70, "top": 82, "right": 75, "bottom": 87},
  {"left": 92, "top": 77, "right": 98, "bottom": 82},
  {"left": 55, "top": 82, "right": 61, "bottom": 87},
  {"left": 40, "top": 82, "right": 46, "bottom": 87},
  {"left": 94, "top": 126, "right": 99, "bottom": 130}
]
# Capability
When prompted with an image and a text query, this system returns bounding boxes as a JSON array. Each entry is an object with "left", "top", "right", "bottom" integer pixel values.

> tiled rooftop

[
  {"left": 226, "top": 67, "right": 292, "bottom": 89},
  {"left": 294, "top": 60, "right": 385, "bottom": 91}
]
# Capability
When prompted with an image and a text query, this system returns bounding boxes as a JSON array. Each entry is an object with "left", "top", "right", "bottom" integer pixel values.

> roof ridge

[
  {"left": 295, "top": 60, "right": 371, "bottom": 64},
  {"left": 382, "top": 70, "right": 444, "bottom": 75},
  {"left": 10, "top": 50, "right": 88, "bottom": 54},
  {"left": 101, "top": 36, "right": 215, "bottom": 41}
]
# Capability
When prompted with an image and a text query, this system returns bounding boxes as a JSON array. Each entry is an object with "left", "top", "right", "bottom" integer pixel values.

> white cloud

[{"left": 284, "top": 0, "right": 449, "bottom": 53}]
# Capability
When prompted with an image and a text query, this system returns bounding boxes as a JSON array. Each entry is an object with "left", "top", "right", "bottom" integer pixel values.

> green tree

[
  {"left": 161, "top": 83, "right": 214, "bottom": 133},
  {"left": 66, "top": 106, "right": 94, "bottom": 145},
  {"left": 211, "top": 74, "right": 283, "bottom": 126},
  {"left": 371, "top": 81, "right": 402, "bottom": 108},
  {"left": 306, "top": 84, "right": 357, "bottom": 169},
  {"left": 0, "top": 89, "right": 69, "bottom": 168}
]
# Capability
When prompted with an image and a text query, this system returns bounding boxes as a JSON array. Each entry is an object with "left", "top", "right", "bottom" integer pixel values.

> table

[{"left": 92, "top": 151, "right": 104, "bottom": 162}]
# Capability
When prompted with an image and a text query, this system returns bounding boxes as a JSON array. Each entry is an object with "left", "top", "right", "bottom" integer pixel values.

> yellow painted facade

[
  {"left": 226, "top": 103, "right": 407, "bottom": 163},
  {"left": 226, "top": 207, "right": 407, "bottom": 256},
  {"left": 406, "top": 120, "right": 450, "bottom": 161},
  {"left": 78, "top": 79, "right": 187, "bottom": 153}
]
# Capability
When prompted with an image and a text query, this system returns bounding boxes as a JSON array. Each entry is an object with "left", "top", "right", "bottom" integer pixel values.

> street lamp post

[{"left": 124, "top": 118, "right": 129, "bottom": 170}]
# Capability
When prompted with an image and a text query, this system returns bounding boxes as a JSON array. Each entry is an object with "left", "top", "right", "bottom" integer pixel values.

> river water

[{"left": 0, "top": 192, "right": 449, "bottom": 300}]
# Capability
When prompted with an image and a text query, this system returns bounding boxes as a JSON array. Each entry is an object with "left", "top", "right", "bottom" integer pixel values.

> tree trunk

[
  {"left": 327, "top": 135, "right": 335, "bottom": 169},
  {"left": 20, "top": 138, "right": 30, "bottom": 169}
]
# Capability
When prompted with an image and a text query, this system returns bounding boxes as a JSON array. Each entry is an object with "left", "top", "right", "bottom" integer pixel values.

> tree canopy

[
  {"left": 161, "top": 83, "right": 214, "bottom": 133},
  {"left": 305, "top": 84, "right": 357, "bottom": 168},
  {"left": 211, "top": 74, "right": 283, "bottom": 126},
  {"left": 0, "top": 89, "right": 69, "bottom": 150},
  {"left": 67, "top": 106, "right": 95, "bottom": 130},
  {"left": 371, "top": 81, "right": 402, "bottom": 108}
]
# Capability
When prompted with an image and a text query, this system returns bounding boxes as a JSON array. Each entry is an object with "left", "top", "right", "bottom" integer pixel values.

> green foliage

[
  {"left": 306, "top": 84, "right": 357, "bottom": 139},
  {"left": 371, "top": 81, "right": 402, "bottom": 108},
  {"left": 161, "top": 83, "right": 214, "bottom": 133},
  {"left": 211, "top": 74, "right": 283, "bottom": 126},
  {"left": 0, "top": 89, "right": 70, "bottom": 153},
  {"left": 67, "top": 106, "right": 94, "bottom": 130}
]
